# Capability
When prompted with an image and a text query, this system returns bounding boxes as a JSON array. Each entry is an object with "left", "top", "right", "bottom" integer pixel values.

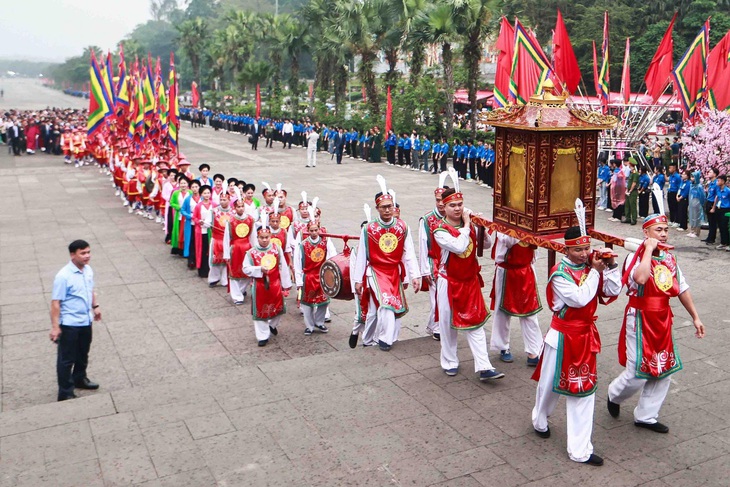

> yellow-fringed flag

[
  {"left": 87, "top": 51, "right": 112, "bottom": 136},
  {"left": 127, "top": 77, "right": 136, "bottom": 139},
  {"left": 142, "top": 58, "right": 155, "bottom": 126},
  {"left": 673, "top": 19, "right": 710, "bottom": 119},
  {"left": 168, "top": 53, "right": 179, "bottom": 148},
  {"left": 157, "top": 81, "right": 168, "bottom": 131},
  {"left": 116, "top": 45, "right": 129, "bottom": 114}
]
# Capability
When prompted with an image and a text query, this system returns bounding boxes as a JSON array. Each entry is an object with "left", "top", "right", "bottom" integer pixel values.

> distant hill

[
  {"left": 218, "top": 0, "right": 309, "bottom": 15},
  {"left": 0, "top": 60, "right": 58, "bottom": 78}
]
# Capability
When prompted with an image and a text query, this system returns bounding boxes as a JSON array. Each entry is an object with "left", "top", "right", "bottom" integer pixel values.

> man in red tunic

[
  {"left": 607, "top": 212, "right": 705, "bottom": 433},
  {"left": 353, "top": 176, "right": 420, "bottom": 351},
  {"left": 294, "top": 220, "right": 337, "bottom": 335},
  {"left": 489, "top": 233, "right": 542, "bottom": 366},
  {"left": 433, "top": 187, "right": 503, "bottom": 381},
  {"left": 418, "top": 172, "right": 448, "bottom": 341},
  {"left": 224, "top": 198, "right": 256, "bottom": 304},
  {"left": 209, "top": 191, "right": 232, "bottom": 287},
  {"left": 275, "top": 186, "right": 295, "bottom": 231},
  {"left": 243, "top": 215, "right": 292, "bottom": 347},
  {"left": 531, "top": 225, "right": 621, "bottom": 466}
]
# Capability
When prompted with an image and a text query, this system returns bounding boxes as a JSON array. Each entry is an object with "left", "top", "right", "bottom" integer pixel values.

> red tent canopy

[
  {"left": 454, "top": 90, "right": 494, "bottom": 105},
  {"left": 575, "top": 92, "right": 680, "bottom": 110}
]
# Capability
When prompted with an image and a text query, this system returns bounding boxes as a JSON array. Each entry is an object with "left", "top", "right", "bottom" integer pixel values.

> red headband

[
  {"left": 642, "top": 214, "right": 668, "bottom": 230},
  {"left": 434, "top": 187, "right": 446, "bottom": 196},
  {"left": 442, "top": 192, "right": 463, "bottom": 205},
  {"left": 564, "top": 236, "right": 591, "bottom": 247},
  {"left": 375, "top": 193, "right": 393, "bottom": 206}
]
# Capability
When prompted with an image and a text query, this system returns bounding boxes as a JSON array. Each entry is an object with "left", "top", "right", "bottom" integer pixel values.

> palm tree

[
  {"left": 238, "top": 60, "right": 275, "bottom": 91},
  {"left": 280, "top": 18, "right": 307, "bottom": 117},
  {"left": 176, "top": 17, "right": 208, "bottom": 102},
  {"left": 458, "top": 0, "right": 493, "bottom": 134},
  {"left": 413, "top": 1, "right": 460, "bottom": 139}
]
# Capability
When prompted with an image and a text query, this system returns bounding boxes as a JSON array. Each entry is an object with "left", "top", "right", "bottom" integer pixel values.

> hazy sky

[{"left": 0, "top": 0, "right": 153, "bottom": 62}]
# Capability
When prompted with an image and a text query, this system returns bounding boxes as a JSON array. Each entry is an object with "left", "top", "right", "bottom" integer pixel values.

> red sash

[
  {"left": 365, "top": 219, "right": 408, "bottom": 317},
  {"left": 437, "top": 224, "right": 488, "bottom": 330},
  {"left": 619, "top": 248, "right": 682, "bottom": 379},
  {"left": 228, "top": 216, "right": 253, "bottom": 279},
  {"left": 300, "top": 237, "right": 330, "bottom": 307},
  {"left": 249, "top": 246, "right": 285, "bottom": 320},
  {"left": 210, "top": 207, "right": 231, "bottom": 265},
  {"left": 492, "top": 241, "right": 541, "bottom": 316},
  {"left": 532, "top": 261, "right": 602, "bottom": 397}
]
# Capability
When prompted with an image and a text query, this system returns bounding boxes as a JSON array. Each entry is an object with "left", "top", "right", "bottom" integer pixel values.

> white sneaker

[
  {"left": 155, "top": 216, "right": 162, "bottom": 223},
  {"left": 597, "top": 206, "right": 605, "bottom": 211},
  {"left": 687, "top": 232, "right": 696, "bottom": 238},
  {"left": 123, "top": 200, "right": 129, "bottom": 206},
  {"left": 605, "top": 208, "right": 613, "bottom": 212},
  {"left": 74, "top": 163, "right": 79, "bottom": 168},
  {"left": 676, "top": 227, "right": 684, "bottom": 231},
  {"left": 115, "top": 189, "right": 120, "bottom": 196},
  {"left": 128, "top": 207, "right": 134, "bottom": 213}
]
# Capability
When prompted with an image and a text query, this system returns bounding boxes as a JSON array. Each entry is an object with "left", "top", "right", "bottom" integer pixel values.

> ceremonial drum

[{"left": 320, "top": 252, "right": 354, "bottom": 301}]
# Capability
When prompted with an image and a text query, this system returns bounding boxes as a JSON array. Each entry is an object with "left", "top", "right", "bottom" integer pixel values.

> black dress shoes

[
  {"left": 349, "top": 333, "right": 358, "bottom": 349},
  {"left": 534, "top": 427, "right": 551, "bottom": 439},
  {"left": 583, "top": 454, "right": 604, "bottom": 466},
  {"left": 634, "top": 421, "right": 669, "bottom": 433},
  {"left": 258, "top": 339, "right": 268, "bottom": 347},
  {"left": 269, "top": 326, "right": 278, "bottom": 336},
  {"left": 75, "top": 378, "right": 99, "bottom": 390},
  {"left": 607, "top": 398, "right": 620, "bottom": 418},
  {"left": 58, "top": 393, "right": 78, "bottom": 401}
]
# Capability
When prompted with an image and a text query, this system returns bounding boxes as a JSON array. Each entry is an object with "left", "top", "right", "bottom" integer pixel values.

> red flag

[
  {"left": 494, "top": 17, "right": 515, "bottom": 106},
  {"left": 672, "top": 19, "right": 710, "bottom": 119},
  {"left": 644, "top": 13, "right": 677, "bottom": 104},
  {"left": 707, "top": 30, "right": 730, "bottom": 111},
  {"left": 308, "top": 83, "right": 313, "bottom": 99},
  {"left": 255, "top": 84, "right": 261, "bottom": 118},
  {"left": 191, "top": 81, "right": 199, "bottom": 108},
  {"left": 592, "top": 41, "right": 601, "bottom": 96},
  {"left": 362, "top": 85, "right": 367, "bottom": 103},
  {"left": 385, "top": 86, "right": 393, "bottom": 133},
  {"left": 620, "top": 38, "right": 631, "bottom": 104},
  {"left": 552, "top": 10, "right": 581, "bottom": 94},
  {"left": 509, "top": 21, "right": 553, "bottom": 105}
]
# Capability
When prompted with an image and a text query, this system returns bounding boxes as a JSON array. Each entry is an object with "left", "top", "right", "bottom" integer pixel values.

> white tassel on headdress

[
  {"left": 574, "top": 199, "right": 587, "bottom": 237},
  {"left": 376, "top": 174, "right": 388, "bottom": 196},
  {"left": 447, "top": 167, "right": 460, "bottom": 192},
  {"left": 259, "top": 210, "right": 269, "bottom": 231},
  {"left": 273, "top": 196, "right": 280, "bottom": 215},
  {"left": 363, "top": 203, "right": 372, "bottom": 222},
  {"left": 388, "top": 189, "right": 397, "bottom": 208},
  {"left": 234, "top": 186, "right": 243, "bottom": 202},
  {"left": 438, "top": 171, "right": 449, "bottom": 190},
  {"left": 275, "top": 183, "right": 282, "bottom": 194},
  {"left": 651, "top": 183, "right": 665, "bottom": 216},
  {"left": 262, "top": 181, "right": 272, "bottom": 193},
  {"left": 309, "top": 196, "right": 319, "bottom": 218},
  {"left": 300, "top": 191, "right": 307, "bottom": 207}
]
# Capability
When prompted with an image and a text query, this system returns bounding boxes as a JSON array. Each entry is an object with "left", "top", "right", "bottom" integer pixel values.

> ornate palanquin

[{"left": 481, "top": 84, "right": 617, "bottom": 240}]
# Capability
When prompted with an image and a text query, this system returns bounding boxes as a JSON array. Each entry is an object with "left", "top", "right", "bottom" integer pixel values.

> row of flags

[
  {"left": 86, "top": 47, "right": 181, "bottom": 152},
  {"left": 492, "top": 11, "right": 730, "bottom": 119}
]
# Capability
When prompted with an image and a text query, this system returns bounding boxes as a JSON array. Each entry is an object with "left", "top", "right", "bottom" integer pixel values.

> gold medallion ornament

[
  {"left": 579, "top": 273, "right": 589, "bottom": 286},
  {"left": 271, "top": 237, "right": 283, "bottom": 249},
  {"left": 378, "top": 233, "right": 398, "bottom": 254},
  {"left": 219, "top": 214, "right": 231, "bottom": 225},
  {"left": 653, "top": 264, "right": 673, "bottom": 292},
  {"left": 235, "top": 223, "right": 250, "bottom": 238},
  {"left": 260, "top": 254, "right": 277, "bottom": 270},
  {"left": 310, "top": 247, "right": 325, "bottom": 263},
  {"left": 280, "top": 215, "right": 291, "bottom": 229},
  {"left": 457, "top": 239, "right": 474, "bottom": 259}
]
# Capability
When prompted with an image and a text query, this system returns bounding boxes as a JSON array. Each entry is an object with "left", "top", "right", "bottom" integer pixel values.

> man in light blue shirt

[{"left": 50, "top": 240, "right": 101, "bottom": 401}]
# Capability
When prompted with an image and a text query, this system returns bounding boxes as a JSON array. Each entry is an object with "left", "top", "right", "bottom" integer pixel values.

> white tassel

[
  {"left": 262, "top": 181, "right": 272, "bottom": 193},
  {"left": 273, "top": 196, "right": 280, "bottom": 215},
  {"left": 309, "top": 196, "right": 319, "bottom": 218},
  {"left": 447, "top": 167, "right": 460, "bottom": 192},
  {"left": 363, "top": 203, "right": 372, "bottom": 222},
  {"left": 259, "top": 210, "right": 269, "bottom": 231},
  {"left": 388, "top": 189, "right": 397, "bottom": 207},
  {"left": 300, "top": 191, "right": 307, "bottom": 207},
  {"left": 234, "top": 186, "right": 242, "bottom": 202},
  {"left": 574, "top": 198, "right": 587, "bottom": 236},
  {"left": 275, "top": 183, "right": 282, "bottom": 194},
  {"left": 652, "top": 183, "right": 665, "bottom": 216},
  {"left": 376, "top": 174, "right": 388, "bottom": 196}
]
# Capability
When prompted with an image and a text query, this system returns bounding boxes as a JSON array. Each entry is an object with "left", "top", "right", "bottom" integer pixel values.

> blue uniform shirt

[
  {"left": 404, "top": 138, "right": 412, "bottom": 150},
  {"left": 707, "top": 179, "right": 718, "bottom": 203},
  {"left": 441, "top": 143, "right": 449, "bottom": 155},
  {"left": 598, "top": 164, "right": 611, "bottom": 183},
  {"left": 638, "top": 173, "right": 651, "bottom": 190},
  {"left": 668, "top": 172, "right": 682, "bottom": 192},
  {"left": 717, "top": 186, "right": 730, "bottom": 208},
  {"left": 678, "top": 179, "right": 690, "bottom": 199},
  {"left": 653, "top": 173, "right": 666, "bottom": 190},
  {"left": 52, "top": 261, "right": 94, "bottom": 327},
  {"left": 422, "top": 139, "right": 431, "bottom": 152}
]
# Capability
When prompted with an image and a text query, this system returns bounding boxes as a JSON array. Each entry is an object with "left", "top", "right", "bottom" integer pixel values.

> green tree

[
  {"left": 176, "top": 17, "right": 209, "bottom": 99},
  {"left": 459, "top": 0, "right": 493, "bottom": 134}
]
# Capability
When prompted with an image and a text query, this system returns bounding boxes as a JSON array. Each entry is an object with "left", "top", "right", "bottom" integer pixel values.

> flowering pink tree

[{"left": 683, "top": 109, "right": 730, "bottom": 173}]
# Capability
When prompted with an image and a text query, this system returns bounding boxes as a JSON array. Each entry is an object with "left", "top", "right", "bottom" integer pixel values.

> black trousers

[
  {"left": 57, "top": 324, "right": 92, "bottom": 399},
  {"left": 198, "top": 234, "right": 210, "bottom": 278},
  {"left": 613, "top": 204, "right": 624, "bottom": 221},
  {"left": 667, "top": 191, "right": 678, "bottom": 222},
  {"left": 440, "top": 155, "right": 447, "bottom": 173},
  {"left": 651, "top": 193, "right": 661, "bottom": 214},
  {"left": 283, "top": 133, "right": 292, "bottom": 148},
  {"left": 404, "top": 149, "right": 411, "bottom": 167},
  {"left": 676, "top": 198, "right": 689, "bottom": 230},
  {"left": 719, "top": 209, "right": 730, "bottom": 245},
  {"left": 706, "top": 202, "right": 718, "bottom": 243},
  {"left": 397, "top": 147, "right": 404, "bottom": 165},
  {"left": 639, "top": 191, "right": 650, "bottom": 218},
  {"left": 387, "top": 147, "right": 395, "bottom": 164},
  {"left": 468, "top": 158, "right": 476, "bottom": 180},
  {"left": 486, "top": 163, "right": 494, "bottom": 187}
]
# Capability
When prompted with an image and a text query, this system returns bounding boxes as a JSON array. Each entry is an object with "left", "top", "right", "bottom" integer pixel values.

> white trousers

[
  {"left": 229, "top": 278, "right": 251, "bottom": 302},
  {"left": 303, "top": 304, "right": 327, "bottom": 331},
  {"left": 307, "top": 149, "right": 317, "bottom": 167},
  {"left": 352, "top": 294, "right": 378, "bottom": 346},
  {"left": 254, "top": 315, "right": 281, "bottom": 341},
  {"left": 607, "top": 315, "right": 672, "bottom": 424},
  {"left": 208, "top": 264, "right": 228, "bottom": 286},
  {"left": 437, "top": 278, "right": 494, "bottom": 372},
  {"left": 532, "top": 343, "right": 594, "bottom": 463},
  {"left": 426, "top": 282, "right": 440, "bottom": 334},
  {"left": 490, "top": 267, "right": 542, "bottom": 355}
]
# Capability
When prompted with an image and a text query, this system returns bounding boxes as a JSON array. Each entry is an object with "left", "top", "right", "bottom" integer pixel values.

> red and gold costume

[
  {"left": 245, "top": 245, "right": 288, "bottom": 320},
  {"left": 210, "top": 205, "right": 232, "bottom": 267},
  {"left": 225, "top": 214, "right": 255, "bottom": 280}
]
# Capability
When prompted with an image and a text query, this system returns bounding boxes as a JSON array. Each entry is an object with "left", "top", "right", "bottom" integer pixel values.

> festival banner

[
  {"left": 191, "top": 81, "right": 200, "bottom": 108},
  {"left": 620, "top": 38, "right": 631, "bottom": 104},
  {"left": 552, "top": 10, "right": 581, "bottom": 94},
  {"left": 385, "top": 85, "right": 393, "bottom": 133},
  {"left": 592, "top": 41, "right": 600, "bottom": 97},
  {"left": 87, "top": 51, "right": 112, "bottom": 136},
  {"left": 599, "top": 11, "right": 610, "bottom": 111},
  {"left": 672, "top": 19, "right": 710, "bottom": 119},
  {"left": 494, "top": 17, "right": 514, "bottom": 107},
  {"left": 707, "top": 30, "right": 730, "bottom": 111},
  {"left": 508, "top": 20, "right": 552, "bottom": 105},
  {"left": 168, "top": 53, "right": 179, "bottom": 148},
  {"left": 116, "top": 45, "right": 129, "bottom": 113},
  {"left": 255, "top": 84, "right": 261, "bottom": 118},
  {"left": 644, "top": 13, "right": 677, "bottom": 104}
]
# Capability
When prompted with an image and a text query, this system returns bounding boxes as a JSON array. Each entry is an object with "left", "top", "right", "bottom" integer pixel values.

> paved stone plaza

[{"left": 1, "top": 80, "right": 729, "bottom": 486}]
